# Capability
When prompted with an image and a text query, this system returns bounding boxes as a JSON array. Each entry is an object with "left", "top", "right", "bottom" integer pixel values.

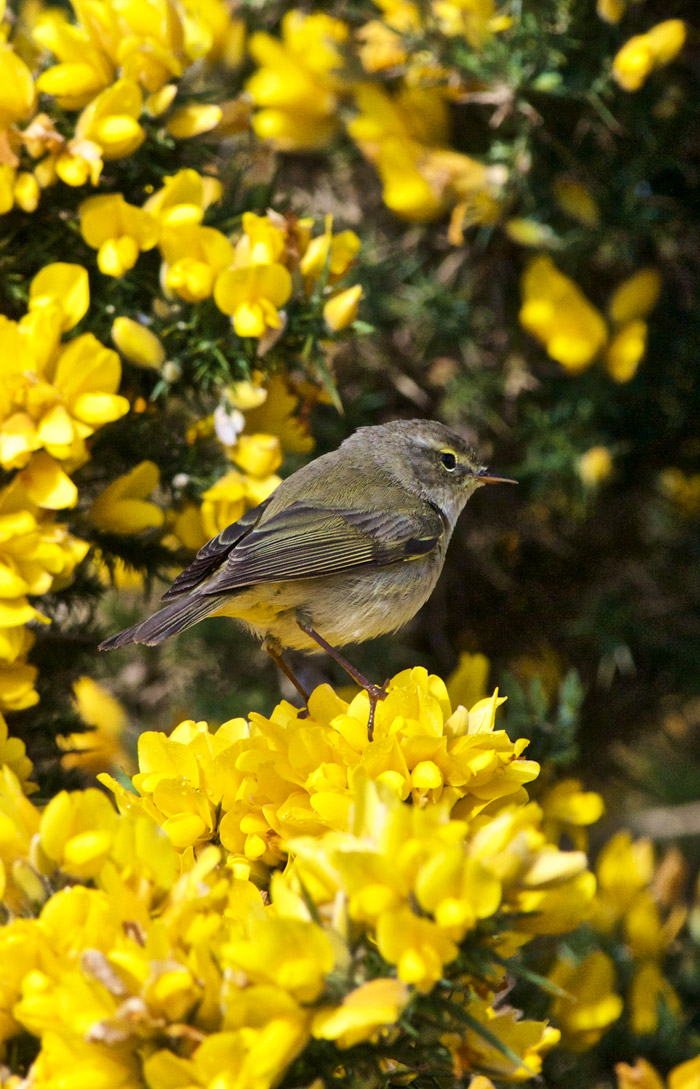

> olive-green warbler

[{"left": 100, "top": 419, "right": 514, "bottom": 735}]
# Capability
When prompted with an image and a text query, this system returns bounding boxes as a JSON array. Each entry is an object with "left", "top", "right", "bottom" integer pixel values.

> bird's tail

[{"left": 99, "top": 594, "right": 223, "bottom": 651}]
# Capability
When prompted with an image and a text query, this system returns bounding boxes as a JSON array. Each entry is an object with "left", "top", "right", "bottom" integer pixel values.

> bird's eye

[{"left": 440, "top": 451, "right": 457, "bottom": 471}]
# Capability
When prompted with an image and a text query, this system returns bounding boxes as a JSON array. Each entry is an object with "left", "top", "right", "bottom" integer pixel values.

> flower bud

[
  {"left": 578, "top": 447, "right": 613, "bottom": 488},
  {"left": 112, "top": 317, "right": 166, "bottom": 370},
  {"left": 323, "top": 284, "right": 363, "bottom": 331}
]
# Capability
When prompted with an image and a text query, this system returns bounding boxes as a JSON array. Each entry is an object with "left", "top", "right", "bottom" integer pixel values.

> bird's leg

[
  {"left": 296, "top": 620, "right": 388, "bottom": 741},
  {"left": 264, "top": 639, "right": 311, "bottom": 715}
]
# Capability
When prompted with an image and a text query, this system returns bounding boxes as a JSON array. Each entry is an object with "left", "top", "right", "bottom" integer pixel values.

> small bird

[{"left": 100, "top": 419, "right": 514, "bottom": 735}]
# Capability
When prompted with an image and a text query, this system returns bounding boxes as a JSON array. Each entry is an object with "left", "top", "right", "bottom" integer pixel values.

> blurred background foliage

[{"left": 1, "top": 0, "right": 700, "bottom": 1084}]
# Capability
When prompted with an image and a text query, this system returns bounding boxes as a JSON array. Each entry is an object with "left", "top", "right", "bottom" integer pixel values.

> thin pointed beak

[{"left": 477, "top": 472, "right": 517, "bottom": 485}]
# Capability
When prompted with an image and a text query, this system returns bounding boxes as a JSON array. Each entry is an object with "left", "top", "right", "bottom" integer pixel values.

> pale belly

[{"left": 210, "top": 552, "right": 445, "bottom": 651}]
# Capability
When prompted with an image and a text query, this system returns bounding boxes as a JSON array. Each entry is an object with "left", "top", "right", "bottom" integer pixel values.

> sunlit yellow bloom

[
  {"left": 13, "top": 170, "right": 40, "bottom": 212},
  {"left": 299, "top": 223, "right": 361, "bottom": 286},
  {"left": 79, "top": 193, "right": 159, "bottom": 277},
  {"left": 111, "top": 317, "right": 165, "bottom": 370},
  {"left": 349, "top": 84, "right": 500, "bottom": 223},
  {"left": 312, "top": 978, "right": 409, "bottom": 1048},
  {"left": 609, "top": 268, "right": 661, "bottom": 325},
  {"left": 166, "top": 102, "right": 222, "bottom": 138},
  {"left": 28, "top": 262, "right": 89, "bottom": 332},
  {"left": 356, "top": 20, "right": 407, "bottom": 73},
  {"left": 670, "top": 1056, "right": 700, "bottom": 1089},
  {"left": 231, "top": 434, "right": 283, "bottom": 478},
  {"left": 27, "top": 1033, "right": 141, "bottom": 1089},
  {"left": 520, "top": 256, "right": 608, "bottom": 372},
  {"left": 0, "top": 658, "right": 39, "bottom": 712},
  {"left": 18, "top": 451, "right": 77, "bottom": 510},
  {"left": 143, "top": 167, "right": 222, "bottom": 227},
  {"left": 54, "top": 135, "right": 103, "bottom": 187},
  {"left": 33, "top": 18, "right": 114, "bottom": 109},
  {"left": 91, "top": 461, "right": 164, "bottom": 536},
  {"left": 549, "top": 951, "right": 623, "bottom": 1051},
  {"left": 0, "top": 43, "right": 36, "bottom": 129},
  {"left": 57, "top": 676, "right": 132, "bottom": 776},
  {"left": 540, "top": 778, "right": 605, "bottom": 850},
  {"left": 578, "top": 446, "right": 613, "bottom": 488},
  {"left": 323, "top": 284, "right": 362, "bottom": 331},
  {"left": 238, "top": 374, "right": 315, "bottom": 454},
  {"left": 553, "top": 178, "right": 600, "bottom": 227},
  {"left": 0, "top": 713, "right": 34, "bottom": 792},
  {"left": 247, "top": 11, "right": 349, "bottom": 151},
  {"left": 74, "top": 78, "right": 145, "bottom": 160},
  {"left": 160, "top": 223, "right": 234, "bottom": 302},
  {"left": 233, "top": 211, "right": 287, "bottom": 268},
  {"left": 613, "top": 20, "right": 686, "bottom": 92},
  {"left": 214, "top": 263, "right": 292, "bottom": 338},
  {"left": 39, "top": 787, "right": 117, "bottom": 879}
]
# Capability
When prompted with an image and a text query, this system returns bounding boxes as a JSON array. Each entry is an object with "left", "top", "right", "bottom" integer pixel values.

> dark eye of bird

[{"left": 440, "top": 451, "right": 457, "bottom": 471}]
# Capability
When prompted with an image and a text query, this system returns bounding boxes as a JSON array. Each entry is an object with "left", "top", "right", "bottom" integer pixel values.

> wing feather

[
  {"left": 161, "top": 496, "right": 273, "bottom": 600},
  {"left": 199, "top": 501, "right": 444, "bottom": 595}
]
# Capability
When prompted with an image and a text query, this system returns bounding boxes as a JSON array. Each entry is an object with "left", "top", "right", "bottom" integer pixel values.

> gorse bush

[{"left": 0, "top": 0, "right": 699, "bottom": 1085}]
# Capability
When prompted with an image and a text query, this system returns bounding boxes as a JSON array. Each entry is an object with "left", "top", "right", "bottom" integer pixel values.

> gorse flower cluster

[{"left": 0, "top": 670, "right": 588, "bottom": 1086}]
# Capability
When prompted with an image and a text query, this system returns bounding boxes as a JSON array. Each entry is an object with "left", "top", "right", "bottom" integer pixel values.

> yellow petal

[
  {"left": 18, "top": 452, "right": 77, "bottom": 510},
  {"left": 29, "top": 264, "right": 90, "bottom": 332}
]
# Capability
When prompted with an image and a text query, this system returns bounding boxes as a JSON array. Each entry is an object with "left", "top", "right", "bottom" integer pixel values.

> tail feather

[{"left": 99, "top": 594, "right": 223, "bottom": 651}]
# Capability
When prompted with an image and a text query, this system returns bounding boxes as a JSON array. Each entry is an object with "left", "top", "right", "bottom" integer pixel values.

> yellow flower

[
  {"left": 28, "top": 262, "right": 90, "bottom": 332},
  {"left": 0, "top": 657, "right": 39, "bottom": 713},
  {"left": 233, "top": 212, "right": 287, "bottom": 267},
  {"left": 300, "top": 225, "right": 361, "bottom": 287},
  {"left": 356, "top": 20, "right": 407, "bottom": 74},
  {"left": 540, "top": 778, "right": 605, "bottom": 850},
  {"left": 519, "top": 256, "right": 608, "bottom": 373},
  {"left": 670, "top": 1056, "right": 700, "bottom": 1089},
  {"left": 166, "top": 103, "right": 222, "bottom": 139},
  {"left": 616, "top": 1058, "right": 665, "bottom": 1089},
  {"left": 0, "top": 43, "right": 36, "bottom": 129},
  {"left": 79, "top": 193, "right": 159, "bottom": 277},
  {"left": 91, "top": 461, "right": 164, "bottom": 536},
  {"left": 224, "top": 915, "right": 334, "bottom": 1002},
  {"left": 33, "top": 18, "right": 114, "bottom": 109},
  {"left": 73, "top": 78, "right": 145, "bottom": 160},
  {"left": 323, "top": 284, "right": 362, "bottom": 331},
  {"left": 18, "top": 451, "right": 77, "bottom": 510},
  {"left": 578, "top": 446, "right": 613, "bottom": 488},
  {"left": 160, "top": 223, "right": 234, "bottom": 302},
  {"left": 433, "top": 0, "right": 508, "bottom": 49},
  {"left": 57, "top": 676, "right": 132, "bottom": 776},
  {"left": 111, "top": 317, "right": 165, "bottom": 370},
  {"left": 628, "top": 960, "right": 680, "bottom": 1036},
  {"left": 312, "top": 978, "right": 409, "bottom": 1048},
  {"left": 39, "top": 787, "right": 118, "bottom": 879},
  {"left": 214, "top": 264, "right": 292, "bottom": 338},
  {"left": 549, "top": 951, "right": 623, "bottom": 1051},
  {"left": 613, "top": 20, "right": 686, "bottom": 92},
  {"left": 0, "top": 713, "right": 34, "bottom": 793},
  {"left": 446, "top": 999, "right": 560, "bottom": 1081},
  {"left": 143, "top": 168, "right": 222, "bottom": 227},
  {"left": 231, "top": 434, "right": 283, "bottom": 479},
  {"left": 605, "top": 319, "right": 647, "bottom": 383},
  {"left": 247, "top": 11, "right": 349, "bottom": 151},
  {"left": 376, "top": 907, "right": 459, "bottom": 991}
]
